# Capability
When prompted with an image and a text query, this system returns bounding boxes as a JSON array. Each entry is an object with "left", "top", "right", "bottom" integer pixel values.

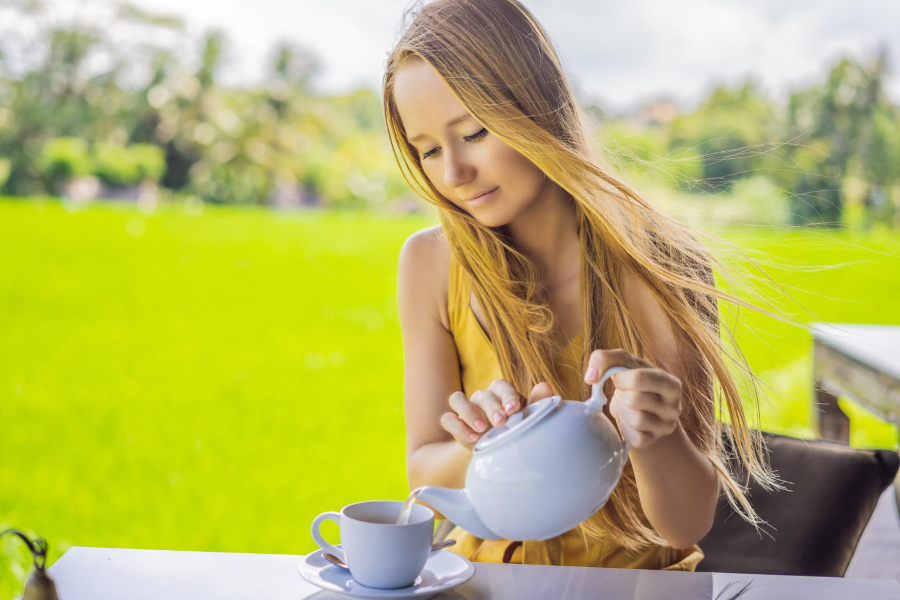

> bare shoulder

[
  {"left": 398, "top": 225, "right": 452, "bottom": 330},
  {"left": 621, "top": 268, "right": 678, "bottom": 363},
  {"left": 398, "top": 225, "right": 451, "bottom": 284},
  {"left": 400, "top": 224, "right": 449, "bottom": 257}
]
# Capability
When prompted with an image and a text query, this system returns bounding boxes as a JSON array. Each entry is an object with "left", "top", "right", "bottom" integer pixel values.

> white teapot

[{"left": 416, "top": 367, "right": 631, "bottom": 541}]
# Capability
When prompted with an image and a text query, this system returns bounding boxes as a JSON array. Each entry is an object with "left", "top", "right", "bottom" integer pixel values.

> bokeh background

[{"left": 2, "top": 0, "right": 899, "bottom": 595}]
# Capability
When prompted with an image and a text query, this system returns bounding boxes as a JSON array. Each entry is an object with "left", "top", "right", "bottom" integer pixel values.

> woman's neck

[{"left": 505, "top": 180, "right": 581, "bottom": 289}]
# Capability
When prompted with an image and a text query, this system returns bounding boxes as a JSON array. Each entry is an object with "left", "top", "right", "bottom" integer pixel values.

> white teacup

[{"left": 311, "top": 500, "right": 436, "bottom": 589}]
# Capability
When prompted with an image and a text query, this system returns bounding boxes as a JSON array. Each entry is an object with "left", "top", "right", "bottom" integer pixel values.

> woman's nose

[{"left": 443, "top": 149, "right": 475, "bottom": 189}]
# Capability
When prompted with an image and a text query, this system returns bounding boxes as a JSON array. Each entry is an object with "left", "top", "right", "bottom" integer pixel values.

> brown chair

[{"left": 696, "top": 429, "right": 900, "bottom": 576}]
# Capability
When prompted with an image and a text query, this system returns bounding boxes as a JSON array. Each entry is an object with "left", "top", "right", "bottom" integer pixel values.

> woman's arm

[
  {"left": 586, "top": 271, "right": 718, "bottom": 550},
  {"left": 397, "top": 227, "right": 472, "bottom": 517},
  {"left": 397, "top": 227, "right": 540, "bottom": 518}
]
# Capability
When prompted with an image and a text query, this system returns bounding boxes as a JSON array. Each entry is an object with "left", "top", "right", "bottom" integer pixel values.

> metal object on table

[
  {"left": 322, "top": 539, "right": 457, "bottom": 571},
  {"left": 811, "top": 323, "right": 900, "bottom": 512},
  {"left": 432, "top": 518, "right": 456, "bottom": 544},
  {"left": 322, "top": 553, "right": 348, "bottom": 570},
  {"left": 0, "top": 529, "right": 59, "bottom": 600}
]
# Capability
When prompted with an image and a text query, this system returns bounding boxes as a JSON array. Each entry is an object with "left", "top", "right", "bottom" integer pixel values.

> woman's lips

[{"left": 467, "top": 187, "right": 499, "bottom": 206}]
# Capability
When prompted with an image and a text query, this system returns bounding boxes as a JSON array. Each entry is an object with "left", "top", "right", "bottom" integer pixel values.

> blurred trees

[
  {"left": 776, "top": 44, "right": 900, "bottom": 226},
  {"left": 598, "top": 46, "right": 899, "bottom": 228},
  {"left": 597, "top": 119, "right": 703, "bottom": 188},
  {"left": 0, "top": 1, "right": 897, "bottom": 225},
  {"left": 0, "top": 0, "right": 408, "bottom": 209},
  {"left": 661, "top": 45, "right": 899, "bottom": 227},
  {"left": 667, "top": 78, "right": 781, "bottom": 192}
]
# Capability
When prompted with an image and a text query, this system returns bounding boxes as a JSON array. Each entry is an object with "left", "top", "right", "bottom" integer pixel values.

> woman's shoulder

[
  {"left": 620, "top": 267, "right": 678, "bottom": 352},
  {"left": 398, "top": 225, "right": 452, "bottom": 330},
  {"left": 398, "top": 225, "right": 452, "bottom": 278}
]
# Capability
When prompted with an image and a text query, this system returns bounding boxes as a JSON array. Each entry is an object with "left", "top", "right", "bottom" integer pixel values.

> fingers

[
  {"left": 583, "top": 349, "right": 682, "bottom": 408},
  {"left": 443, "top": 380, "right": 529, "bottom": 450},
  {"left": 620, "top": 406, "right": 669, "bottom": 434},
  {"left": 612, "top": 368, "right": 681, "bottom": 399},
  {"left": 619, "top": 406, "right": 675, "bottom": 445},
  {"left": 488, "top": 379, "right": 526, "bottom": 416},
  {"left": 584, "top": 349, "right": 653, "bottom": 385},
  {"left": 617, "top": 390, "right": 681, "bottom": 421},
  {"left": 448, "top": 391, "right": 489, "bottom": 433},
  {"left": 610, "top": 389, "right": 678, "bottom": 448},
  {"left": 471, "top": 388, "right": 508, "bottom": 427},
  {"left": 529, "top": 381, "right": 554, "bottom": 404},
  {"left": 440, "top": 411, "right": 479, "bottom": 449}
]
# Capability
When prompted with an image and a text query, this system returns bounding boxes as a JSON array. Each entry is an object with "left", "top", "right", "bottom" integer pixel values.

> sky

[{"left": 53, "top": 0, "right": 900, "bottom": 113}]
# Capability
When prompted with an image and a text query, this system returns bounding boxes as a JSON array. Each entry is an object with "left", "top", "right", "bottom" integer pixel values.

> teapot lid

[{"left": 473, "top": 395, "right": 562, "bottom": 454}]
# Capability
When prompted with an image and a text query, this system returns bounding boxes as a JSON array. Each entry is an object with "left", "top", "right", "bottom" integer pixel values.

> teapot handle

[{"left": 584, "top": 366, "right": 632, "bottom": 452}]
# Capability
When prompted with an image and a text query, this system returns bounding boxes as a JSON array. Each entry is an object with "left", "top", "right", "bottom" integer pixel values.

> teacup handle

[
  {"left": 585, "top": 366, "right": 632, "bottom": 452},
  {"left": 311, "top": 511, "right": 344, "bottom": 562}
]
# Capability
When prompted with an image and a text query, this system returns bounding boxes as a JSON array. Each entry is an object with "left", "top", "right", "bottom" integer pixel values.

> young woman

[{"left": 384, "top": 0, "right": 780, "bottom": 569}]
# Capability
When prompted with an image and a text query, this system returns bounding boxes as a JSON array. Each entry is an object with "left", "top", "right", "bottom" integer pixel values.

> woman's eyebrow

[{"left": 409, "top": 113, "right": 473, "bottom": 143}]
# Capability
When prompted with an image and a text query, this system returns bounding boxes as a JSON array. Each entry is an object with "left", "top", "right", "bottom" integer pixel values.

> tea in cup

[{"left": 310, "top": 500, "right": 436, "bottom": 589}]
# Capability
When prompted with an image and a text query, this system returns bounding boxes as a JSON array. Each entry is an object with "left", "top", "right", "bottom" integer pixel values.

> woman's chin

[{"left": 468, "top": 206, "right": 514, "bottom": 229}]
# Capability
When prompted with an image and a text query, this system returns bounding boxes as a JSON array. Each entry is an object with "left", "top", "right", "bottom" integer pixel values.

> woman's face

[{"left": 393, "top": 60, "right": 551, "bottom": 228}]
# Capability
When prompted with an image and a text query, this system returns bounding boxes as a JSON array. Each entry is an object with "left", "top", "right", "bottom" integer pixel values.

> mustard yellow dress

[{"left": 442, "top": 255, "right": 704, "bottom": 570}]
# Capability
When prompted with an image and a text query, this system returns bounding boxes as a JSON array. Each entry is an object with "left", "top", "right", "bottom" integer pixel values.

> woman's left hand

[{"left": 584, "top": 349, "right": 683, "bottom": 449}]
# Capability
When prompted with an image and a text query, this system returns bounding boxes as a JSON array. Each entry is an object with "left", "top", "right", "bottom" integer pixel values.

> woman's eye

[
  {"left": 466, "top": 127, "right": 489, "bottom": 142},
  {"left": 421, "top": 128, "right": 488, "bottom": 160}
]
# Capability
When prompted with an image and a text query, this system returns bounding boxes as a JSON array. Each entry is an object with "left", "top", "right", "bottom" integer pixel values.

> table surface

[
  {"left": 812, "top": 323, "right": 900, "bottom": 381},
  {"left": 41, "top": 546, "right": 900, "bottom": 600}
]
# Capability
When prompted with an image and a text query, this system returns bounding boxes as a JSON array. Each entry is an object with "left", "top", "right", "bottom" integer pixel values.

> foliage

[
  {"left": 668, "top": 79, "right": 781, "bottom": 193},
  {"left": 0, "top": 1, "right": 410, "bottom": 209},
  {"left": 634, "top": 49, "right": 900, "bottom": 228},
  {"left": 36, "top": 137, "right": 92, "bottom": 193},
  {"left": 596, "top": 120, "right": 703, "bottom": 189},
  {"left": 0, "top": 1, "right": 897, "bottom": 222},
  {"left": 93, "top": 142, "right": 166, "bottom": 187},
  {"left": 775, "top": 45, "right": 900, "bottom": 226}
]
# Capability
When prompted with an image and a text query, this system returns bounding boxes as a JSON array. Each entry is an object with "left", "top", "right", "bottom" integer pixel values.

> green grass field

[{"left": 1, "top": 197, "right": 898, "bottom": 595}]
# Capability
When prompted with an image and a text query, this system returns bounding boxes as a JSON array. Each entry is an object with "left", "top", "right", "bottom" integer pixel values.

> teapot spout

[{"left": 415, "top": 486, "right": 500, "bottom": 540}]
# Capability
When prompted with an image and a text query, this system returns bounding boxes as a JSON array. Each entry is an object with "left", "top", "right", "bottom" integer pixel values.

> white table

[
  {"left": 38, "top": 546, "right": 900, "bottom": 599},
  {"left": 812, "top": 323, "right": 900, "bottom": 510},
  {"left": 812, "top": 323, "right": 900, "bottom": 443}
]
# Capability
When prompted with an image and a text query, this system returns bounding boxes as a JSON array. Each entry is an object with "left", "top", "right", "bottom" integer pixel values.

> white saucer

[{"left": 298, "top": 547, "right": 475, "bottom": 600}]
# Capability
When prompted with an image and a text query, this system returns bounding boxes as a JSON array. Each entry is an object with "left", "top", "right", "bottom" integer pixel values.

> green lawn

[{"left": 1, "top": 197, "right": 898, "bottom": 595}]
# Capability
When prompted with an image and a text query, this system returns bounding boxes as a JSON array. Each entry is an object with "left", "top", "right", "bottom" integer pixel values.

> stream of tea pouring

[{"left": 396, "top": 487, "right": 424, "bottom": 525}]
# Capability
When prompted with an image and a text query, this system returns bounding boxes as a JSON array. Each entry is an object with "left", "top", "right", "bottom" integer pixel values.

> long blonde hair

[{"left": 383, "top": 0, "right": 785, "bottom": 553}]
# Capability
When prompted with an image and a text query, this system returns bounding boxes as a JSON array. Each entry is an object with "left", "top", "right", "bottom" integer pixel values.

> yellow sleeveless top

[{"left": 443, "top": 255, "right": 704, "bottom": 570}]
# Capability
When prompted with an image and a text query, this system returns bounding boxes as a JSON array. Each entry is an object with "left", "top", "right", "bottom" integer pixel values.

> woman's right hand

[{"left": 441, "top": 379, "right": 554, "bottom": 450}]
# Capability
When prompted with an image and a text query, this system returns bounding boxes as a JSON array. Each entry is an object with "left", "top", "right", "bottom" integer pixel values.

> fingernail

[
  {"left": 474, "top": 418, "right": 487, "bottom": 432},
  {"left": 504, "top": 402, "right": 515, "bottom": 413},
  {"left": 585, "top": 367, "right": 598, "bottom": 383},
  {"left": 493, "top": 411, "right": 505, "bottom": 425},
  {"left": 469, "top": 433, "right": 479, "bottom": 442}
]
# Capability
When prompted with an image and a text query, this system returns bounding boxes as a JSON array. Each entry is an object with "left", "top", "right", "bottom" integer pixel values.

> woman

[{"left": 384, "top": 0, "right": 781, "bottom": 569}]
